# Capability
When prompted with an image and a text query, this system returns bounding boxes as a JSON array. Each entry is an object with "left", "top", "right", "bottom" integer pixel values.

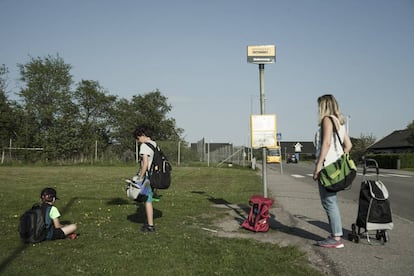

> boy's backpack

[
  {"left": 145, "top": 142, "right": 172, "bottom": 189},
  {"left": 19, "top": 203, "right": 53, "bottom": 243},
  {"left": 241, "top": 195, "right": 274, "bottom": 232}
]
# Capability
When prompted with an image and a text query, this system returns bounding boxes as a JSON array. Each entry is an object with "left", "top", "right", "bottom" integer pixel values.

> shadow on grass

[
  {"left": 107, "top": 197, "right": 129, "bottom": 205},
  {"left": 0, "top": 195, "right": 137, "bottom": 274},
  {"left": 0, "top": 196, "right": 80, "bottom": 274},
  {"left": 0, "top": 244, "right": 29, "bottom": 274},
  {"left": 126, "top": 204, "right": 163, "bottom": 224},
  {"left": 191, "top": 191, "right": 249, "bottom": 225},
  {"left": 191, "top": 190, "right": 331, "bottom": 243}
]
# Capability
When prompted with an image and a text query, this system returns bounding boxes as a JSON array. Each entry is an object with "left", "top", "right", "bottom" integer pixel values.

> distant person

[
  {"left": 294, "top": 142, "right": 303, "bottom": 161},
  {"left": 134, "top": 125, "right": 157, "bottom": 232},
  {"left": 41, "top": 187, "right": 77, "bottom": 240},
  {"left": 313, "top": 94, "right": 352, "bottom": 248}
]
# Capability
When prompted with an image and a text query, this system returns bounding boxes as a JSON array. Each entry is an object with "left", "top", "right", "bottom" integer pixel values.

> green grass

[{"left": 0, "top": 166, "right": 321, "bottom": 275}]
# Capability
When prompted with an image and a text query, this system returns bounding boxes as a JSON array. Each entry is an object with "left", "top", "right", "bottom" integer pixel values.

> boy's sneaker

[
  {"left": 152, "top": 191, "right": 161, "bottom": 202},
  {"left": 153, "top": 193, "right": 161, "bottom": 202},
  {"left": 317, "top": 238, "right": 344, "bottom": 248},
  {"left": 141, "top": 224, "right": 156, "bottom": 233},
  {"left": 67, "top": 233, "right": 77, "bottom": 240}
]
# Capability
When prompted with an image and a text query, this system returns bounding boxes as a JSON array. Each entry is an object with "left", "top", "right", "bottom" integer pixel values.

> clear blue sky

[{"left": 1, "top": 0, "right": 413, "bottom": 146}]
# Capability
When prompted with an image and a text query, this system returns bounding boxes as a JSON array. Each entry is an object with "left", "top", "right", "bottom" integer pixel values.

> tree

[
  {"left": 18, "top": 55, "right": 78, "bottom": 159},
  {"left": 407, "top": 120, "right": 414, "bottom": 146},
  {"left": 0, "top": 64, "right": 14, "bottom": 148},
  {"left": 74, "top": 80, "right": 117, "bottom": 160},
  {"left": 0, "top": 64, "right": 8, "bottom": 94},
  {"left": 112, "top": 90, "right": 183, "bottom": 154},
  {"left": 129, "top": 89, "right": 182, "bottom": 140},
  {"left": 351, "top": 133, "right": 377, "bottom": 162}
]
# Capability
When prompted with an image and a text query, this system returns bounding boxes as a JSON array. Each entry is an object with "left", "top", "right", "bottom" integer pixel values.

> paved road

[
  {"left": 261, "top": 163, "right": 414, "bottom": 276},
  {"left": 269, "top": 162, "right": 414, "bottom": 221}
]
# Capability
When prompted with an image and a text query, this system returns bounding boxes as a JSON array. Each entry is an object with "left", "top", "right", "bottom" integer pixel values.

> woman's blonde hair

[{"left": 317, "top": 94, "right": 345, "bottom": 125}]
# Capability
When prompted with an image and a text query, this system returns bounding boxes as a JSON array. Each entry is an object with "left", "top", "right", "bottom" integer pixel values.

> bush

[{"left": 365, "top": 153, "right": 414, "bottom": 169}]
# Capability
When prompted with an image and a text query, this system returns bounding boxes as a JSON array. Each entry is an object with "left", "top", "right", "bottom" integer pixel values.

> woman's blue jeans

[{"left": 318, "top": 182, "right": 343, "bottom": 237}]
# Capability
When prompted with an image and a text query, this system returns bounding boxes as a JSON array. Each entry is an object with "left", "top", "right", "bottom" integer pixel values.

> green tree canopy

[
  {"left": 351, "top": 133, "right": 377, "bottom": 162},
  {"left": 18, "top": 55, "right": 77, "bottom": 158},
  {"left": 112, "top": 89, "right": 182, "bottom": 154},
  {"left": 407, "top": 120, "right": 414, "bottom": 145},
  {"left": 74, "top": 80, "right": 117, "bottom": 158},
  {"left": 0, "top": 64, "right": 17, "bottom": 148},
  {"left": 2, "top": 54, "right": 184, "bottom": 163}
]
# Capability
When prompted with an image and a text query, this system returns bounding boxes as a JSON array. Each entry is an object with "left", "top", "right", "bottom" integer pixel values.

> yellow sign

[
  {"left": 247, "top": 45, "right": 276, "bottom": 64},
  {"left": 250, "top": 114, "right": 277, "bottom": 148}
]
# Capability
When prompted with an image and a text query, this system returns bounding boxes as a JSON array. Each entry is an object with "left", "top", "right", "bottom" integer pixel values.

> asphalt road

[{"left": 268, "top": 161, "right": 414, "bottom": 222}]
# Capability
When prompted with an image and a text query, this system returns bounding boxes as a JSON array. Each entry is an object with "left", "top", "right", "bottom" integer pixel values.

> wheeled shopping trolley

[{"left": 348, "top": 159, "right": 393, "bottom": 244}]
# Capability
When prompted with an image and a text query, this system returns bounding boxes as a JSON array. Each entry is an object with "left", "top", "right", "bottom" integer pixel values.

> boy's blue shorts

[{"left": 146, "top": 190, "right": 153, "bottom": 203}]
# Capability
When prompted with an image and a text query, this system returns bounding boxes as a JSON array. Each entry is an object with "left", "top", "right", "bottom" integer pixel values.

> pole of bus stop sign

[
  {"left": 259, "top": 64, "right": 268, "bottom": 197},
  {"left": 247, "top": 45, "right": 275, "bottom": 198}
]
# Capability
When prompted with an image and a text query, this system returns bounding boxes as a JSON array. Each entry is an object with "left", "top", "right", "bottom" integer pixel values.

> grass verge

[{"left": 0, "top": 166, "right": 321, "bottom": 275}]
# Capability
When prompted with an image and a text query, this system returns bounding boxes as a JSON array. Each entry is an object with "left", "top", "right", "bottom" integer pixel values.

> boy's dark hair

[
  {"left": 40, "top": 187, "right": 59, "bottom": 202},
  {"left": 134, "top": 125, "right": 152, "bottom": 138}
]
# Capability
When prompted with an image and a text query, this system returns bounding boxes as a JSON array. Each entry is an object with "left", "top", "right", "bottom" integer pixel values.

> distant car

[{"left": 287, "top": 154, "right": 297, "bottom": 163}]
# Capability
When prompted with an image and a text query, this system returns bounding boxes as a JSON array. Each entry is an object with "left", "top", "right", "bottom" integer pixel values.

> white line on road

[
  {"left": 387, "top": 174, "right": 412, "bottom": 178},
  {"left": 291, "top": 174, "right": 305, "bottom": 178},
  {"left": 293, "top": 173, "right": 412, "bottom": 179}
]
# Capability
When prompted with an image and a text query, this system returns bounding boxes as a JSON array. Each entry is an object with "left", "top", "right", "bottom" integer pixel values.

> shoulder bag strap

[
  {"left": 144, "top": 142, "right": 156, "bottom": 173},
  {"left": 327, "top": 116, "right": 345, "bottom": 152},
  {"left": 144, "top": 142, "right": 156, "bottom": 152}
]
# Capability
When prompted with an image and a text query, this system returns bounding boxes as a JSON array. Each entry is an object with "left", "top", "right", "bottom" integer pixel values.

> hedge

[{"left": 365, "top": 153, "right": 414, "bottom": 169}]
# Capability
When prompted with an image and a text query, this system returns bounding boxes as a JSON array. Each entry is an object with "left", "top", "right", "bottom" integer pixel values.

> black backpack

[
  {"left": 19, "top": 203, "right": 52, "bottom": 243},
  {"left": 145, "top": 142, "right": 172, "bottom": 189}
]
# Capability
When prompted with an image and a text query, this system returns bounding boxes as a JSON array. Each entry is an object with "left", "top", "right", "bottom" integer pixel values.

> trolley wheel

[
  {"left": 354, "top": 235, "right": 360, "bottom": 243},
  {"left": 349, "top": 224, "right": 359, "bottom": 243},
  {"left": 383, "top": 231, "right": 389, "bottom": 243},
  {"left": 376, "top": 231, "right": 382, "bottom": 240}
]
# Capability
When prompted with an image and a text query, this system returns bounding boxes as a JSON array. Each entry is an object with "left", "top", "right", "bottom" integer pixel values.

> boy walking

[{"left": 134, "top": 126, "right": 157, "bottom": 232}]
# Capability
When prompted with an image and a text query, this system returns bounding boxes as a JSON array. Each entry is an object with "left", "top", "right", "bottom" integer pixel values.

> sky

[{"left": 1, "top": 0, "right": 413, "bottom": 146}]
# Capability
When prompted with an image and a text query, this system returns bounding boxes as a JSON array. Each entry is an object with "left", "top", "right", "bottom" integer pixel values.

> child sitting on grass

[{"left": 40, "top": 187, "right": 78, "bottom": 240}]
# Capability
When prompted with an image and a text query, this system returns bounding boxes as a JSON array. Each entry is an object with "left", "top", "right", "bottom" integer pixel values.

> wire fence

[
  {"left": 192, "top": 138, "right": 249, "bottom": 167},
  {"left": 1, "top": 139, "right": 250, "bottom": 167}
]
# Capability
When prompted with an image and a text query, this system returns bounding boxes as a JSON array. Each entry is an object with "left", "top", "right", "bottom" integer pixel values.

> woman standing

[{"left": 313, "top": 94, "right": 352, "bottom": 248}]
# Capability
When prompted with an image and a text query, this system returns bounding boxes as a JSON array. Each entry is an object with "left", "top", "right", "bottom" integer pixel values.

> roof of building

[{"left": 368, "top": 129, "right": 413, "bottom": 150}]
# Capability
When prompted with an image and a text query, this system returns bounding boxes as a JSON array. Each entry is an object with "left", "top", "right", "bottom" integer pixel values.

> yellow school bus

[{"left": 266, "top": 147, "right": 281, "bottom": 163}]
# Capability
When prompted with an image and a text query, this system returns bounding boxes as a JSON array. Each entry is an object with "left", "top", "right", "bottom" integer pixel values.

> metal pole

[
  {"left": 250, "top": 95, "right": 253, "bottom": 162},
  {"left": 259, "top": 64, "right": 268, "bottom": 197},
  {"left": 95, "top": 140, "right": 98, "bottom": 161},
  {"left": 136, "top": 140, "right": 139, "bottom": 163},
  {"left": 177, "top": 141, "right": 181, "bottom": 166},
  {"left": 207, "top": 142, "right": 210, "bottom": 167}
]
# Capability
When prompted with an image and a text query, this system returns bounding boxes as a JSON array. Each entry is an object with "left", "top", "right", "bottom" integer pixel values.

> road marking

[
  {"left": 387, "top": 174, "right": 412, "bottom": 178},
  {"left": 291, "top": 174, "right": 305, "bottom": 178},
  {"left": 358, "top": 173, "right": 412, "bottom": 178},
  {"left": 357, "top": 173, "right": 387, "bottom": 177},
  {"left": 292, "top": 173, "right": 413, "bottom": 179}
]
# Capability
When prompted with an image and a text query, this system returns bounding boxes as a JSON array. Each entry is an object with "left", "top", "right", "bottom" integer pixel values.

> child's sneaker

[
  {"left": 67, "top": 233, "right": 77, "bottom": 240},
  {"left": 153, "top": 193, "right": 161, "bottom": 202},
  {"left": 317, "top": 238, "right": 344, "bottom": 248}
]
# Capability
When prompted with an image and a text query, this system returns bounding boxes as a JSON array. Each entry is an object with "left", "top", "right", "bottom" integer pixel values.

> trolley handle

[{"left": 362, "top": 158, "right": 379, "bottom": 175}]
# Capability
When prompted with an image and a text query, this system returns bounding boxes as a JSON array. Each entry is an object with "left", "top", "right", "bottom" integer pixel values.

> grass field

[{"left": 0, "top": 165, "right": 321, "bottom": 275}]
